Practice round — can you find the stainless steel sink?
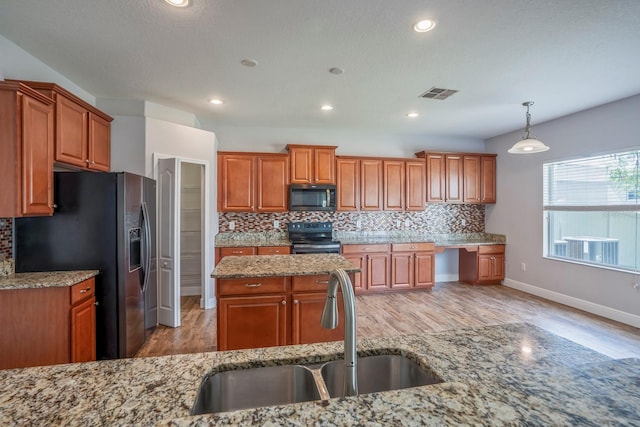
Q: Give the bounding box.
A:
[321,354,443,397]
[191,364,321,415]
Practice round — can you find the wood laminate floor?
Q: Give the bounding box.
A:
[136,282,640,359]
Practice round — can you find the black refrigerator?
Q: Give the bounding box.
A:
[15,171,157,360]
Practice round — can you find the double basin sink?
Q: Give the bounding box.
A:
[192,353,443,415]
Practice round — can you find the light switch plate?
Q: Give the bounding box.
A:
[274,220,280,228]
[229,221,235,230]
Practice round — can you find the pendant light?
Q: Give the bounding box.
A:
[508,101,549,154]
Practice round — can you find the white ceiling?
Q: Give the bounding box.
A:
[0,0,639,140]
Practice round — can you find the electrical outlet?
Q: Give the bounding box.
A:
[273,220,280,228]
[521,262,526,271]
[404,219,410,227]
[461,219,466,227]
[356,220,362,228]
[396,219,401,228]
[634,283,640,291]
[228,221,235,230]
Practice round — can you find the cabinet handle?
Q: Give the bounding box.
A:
[293,299,299,304]
[315,280,329,284]
[79,287,92,293]
[363,248,369,251]
[410,246,416,249]
[244,283,262,288]
[282,300,287,305]
[94,301,99,306]
[232,250,244,254]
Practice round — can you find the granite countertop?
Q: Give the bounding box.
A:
[0,270,99,290]
[1,323,638,426]
[211,254,360,278]
[215,231,506,248]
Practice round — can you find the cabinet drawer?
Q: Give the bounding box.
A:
[391,242,435,252]
[218,276,287,296]
[292,274,331,292]
[70,278,95,305]
[478,245,505,255]
[257,246,291,255]
[219,247,257,257]
[342,244,389,254]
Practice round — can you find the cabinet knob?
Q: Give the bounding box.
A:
[91,161,96,164]
[293,299,299,304]
[281,300,287,305]
[163,262,168,267]
[85,159,90,164]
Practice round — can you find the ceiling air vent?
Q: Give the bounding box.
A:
[420,87,458,100]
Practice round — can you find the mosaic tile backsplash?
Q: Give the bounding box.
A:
[0,218,12,261]
[219,204,484,234]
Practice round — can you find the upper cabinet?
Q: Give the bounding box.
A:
[0,82,54,217]
[218,152,289,212]
[286,144,337,184]
[416,151,497,204]
[8,80,113,172]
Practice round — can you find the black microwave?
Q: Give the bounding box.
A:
[289,184,336,211]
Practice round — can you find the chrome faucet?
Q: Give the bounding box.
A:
[321,268,358,396]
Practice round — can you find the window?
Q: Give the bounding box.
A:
[543,150,640,272]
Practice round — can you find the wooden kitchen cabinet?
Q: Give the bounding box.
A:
[215,246,290,264]
[336,157,360,210]
[10,80,113,172]
[405,160,426,210]
[0,81,54,218]
[390,243,435,289]
[342,244,390,292]
[459,245,505,285]
[291,274,344,345]
[416,151,497,204]
[336,156,384,211]
[286,144,337,184]
[360,159,384,211]
[0,277,96,369]
[383,160,405,211]
[217,152,289,212]
[257,246,291,255]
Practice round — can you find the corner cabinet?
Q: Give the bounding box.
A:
[0,277,96,370]
[217,152,289,212]
[8,80,113,172]
[286,144,337,184]
[0,81,54,217]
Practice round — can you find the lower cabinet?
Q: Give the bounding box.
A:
[342,244,390,293]
[459,245,505,285]
[215,245,291,264]
[0,277,96,370]
[216,274,344,351]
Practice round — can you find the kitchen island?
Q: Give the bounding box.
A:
[0,322,638,425]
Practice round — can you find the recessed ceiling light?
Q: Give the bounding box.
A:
[241,59,258,67]
[209,98,224,105]
[320,105,333,111]
[329,67,344,75]
[165,0,189,7]
[407,112,419,118]
[413,19,437,32]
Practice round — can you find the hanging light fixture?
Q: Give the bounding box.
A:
[508,101,550,154]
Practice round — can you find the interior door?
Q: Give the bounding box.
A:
[157,157,180,327]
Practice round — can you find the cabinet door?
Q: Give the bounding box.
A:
[405,160,426,211]
[289,146,313,183]
[291,293,344,345]
[390,253,412,289]
[217,295,287,351]
[360,159,383,211]
[336,158,359,211]
[71,296,96,362]
[481,155,497,203]
[256,246,291,255]
[314,147,335,184]
[88,112,110,172]
[256,155,288,212]
[478,255,492,281]
[491,254,505,281]
[463,155,481,203]
[343,253,366,293]
[55,94,88,168]
[426,154,445,203]
[383,160,405,211]
[367,253,390,290]
[414,252,434,288]
[218,154,254,212]
[21,94,54,216]
[445,155,463,203]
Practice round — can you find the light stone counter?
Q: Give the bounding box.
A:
[211,254,360,279]
[215,232,291,248]
[1,323,638,426]
[0,270,99,290]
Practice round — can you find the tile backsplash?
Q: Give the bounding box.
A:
[0,218,12,260]
[219,204,484,234]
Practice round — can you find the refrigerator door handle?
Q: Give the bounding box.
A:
[141,201,152,293]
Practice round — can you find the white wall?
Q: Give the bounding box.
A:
[0,34,94,104]
[203,123,485,158]
[485,94,640,327]
[109,115,146,176]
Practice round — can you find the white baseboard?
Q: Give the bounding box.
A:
[202,296,216,309]
[436,273,459,283]
[503,278,640,328]
[180,286,201,297]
